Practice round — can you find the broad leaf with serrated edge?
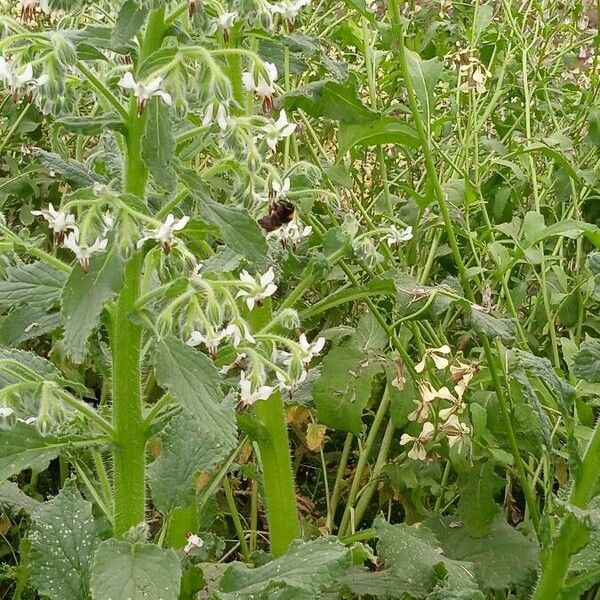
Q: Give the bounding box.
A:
[90,539,181,600]
[149,409,236,514]
[34,150,108,188]
[0,261,67,308]
[573,338,600,383]
[216,537,351,599]
[30,480,98,600]
[142,100,175,191]
[154,336,236,445]
[0,304,62,346]
[61,249,124,364]
[0,348,60,388]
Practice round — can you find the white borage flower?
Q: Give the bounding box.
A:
[186,328,225,357]
[101,212,115,236]
[137,214,190,255]
[118,72,172,114]
[239,370,275,407]
[63,231,108,272]
[414,344,451,373]
[298,333,325,365]
[386,224,413,246]
[31,202,77,243]
[184,533,204,554]
[202,102,230,131]
[0,406,14,419]
[236,267,278,311]
[270,0,311,25]
[259,110,297,151]
[271,177,290,200]
[242,62,278,111]
[269,221,312,246]
[0,58,48,100]
[400,421,435,461]
[18,0,50,22]
[440,414,470,449]
[208,10,238,39]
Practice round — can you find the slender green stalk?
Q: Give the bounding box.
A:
[223,476,250,559]
[328,433,353,532]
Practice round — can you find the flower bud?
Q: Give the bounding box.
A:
[279,308,300,330]
[52,33,77,69]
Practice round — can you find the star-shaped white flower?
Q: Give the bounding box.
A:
[242,62,278,111]
[208,10,238,36]
[269,221,312,246]
[0,58,48,99]
[386,225,413,246]
[239,371,275,406]
[137,214,190,255]
[186,328,225,357]
[259,110,297,151]
[271,177,290,200]
[31,203,77,243]
[270,0,311,24]
[118,72,172,114]
[184,533,204,554]
[400,421,435,461]
[236,267,278,311]
[202,102,229,131]
[63,231,108,272]
[298,333,325,365]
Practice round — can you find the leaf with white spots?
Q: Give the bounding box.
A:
[90,538,181,600]
[29,479,98,600]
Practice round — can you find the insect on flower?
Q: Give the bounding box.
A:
[258,200,295,232]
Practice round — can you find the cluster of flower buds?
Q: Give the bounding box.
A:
[400,345,478,460]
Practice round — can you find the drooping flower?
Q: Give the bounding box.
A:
[202,102,229,131]
[438,394,465,421]
[440,414,470,449]
[414,345,451,373]
[18,0,49,22]
[63,231,108,272]
[31,203,77,244]
[186,328,226,357]
[0,406,14,419]
[236,267,278,310]
[0,58,48,100]
[137,214,190,255]
[400,421,435,461]
[242,62,278,111]
[271,177,290,200]
[408,381,456,422]
[184,533,204,554]
[239,371,275,406]
[450,360,478,399]
[268,221,312,246]
[259,110,297,151]
[118,72,172,114]
[208,11,238,40]
[297,333,325,365]
[270,0,311,26]
[386,225,413,246]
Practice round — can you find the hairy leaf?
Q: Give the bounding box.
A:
[30,480,98,600]
[0,304,62,346]
[34,150,108,188]
[470,308,516,343]
[573,338,600,383]
[0,261,67,308]
[55,114,125,135]
[142,100,175,191]
[111,0,148,46]
[0,480,40,513]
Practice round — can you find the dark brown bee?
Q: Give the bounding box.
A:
[258,200,295,232]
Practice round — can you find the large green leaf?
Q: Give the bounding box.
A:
[405,49,444,124]
[215,537,351,599]
[90,539,181,600]
[0,348,60,388]
[572,338,600,383]
[0,480,40,513]
[30,480,98,600]
[148,409,236,514]
[457,462,505,537]
[61,249,124,364]
[200,200,267,264]
[280,79,377,123]
[426,516,539,591]
[34,150,108,188]
[55,114,125,136]
[142,99,175,191]
[0,304,62,346]
[111,0,148,47]
[0,261,67,308]
[154,336,236,446]
[313,340,383,434]
[337,117,420,157]
[470,308,516,343]
[0,422,73,480]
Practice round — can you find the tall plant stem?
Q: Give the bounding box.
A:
[110,6,166,537]
[387,1,539,529]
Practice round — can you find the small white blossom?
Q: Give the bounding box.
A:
[298,333,325,364]
[259,110,296,151]
[270,0,311,24]
[208,11,238,37]
[242,62,278,111]
[186,328,225,356]
[272,177,290,200]
[118,72,172,114]
[269,221,312,246]
[31,203,77,243]
[137,214,190,255]
[440,414,470,449]
[414,345,451,373]
[184,533,204,554]
[202,102,229,131]
[236,267,278,310]
[0,58,48,99]
[239,371,275,406]
[0,406,14,419]
[400,421,435,461]
[101,212,115,236]
[386,225,413,246]
[63,231,108,272]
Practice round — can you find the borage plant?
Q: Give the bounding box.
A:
[1,0,600,599]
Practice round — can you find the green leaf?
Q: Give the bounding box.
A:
[573,338,600,383]
[149,409,236,514]
[0,423,72,480]
[425,515,539,591]
[470,308,516,343]
[313,340,383,434]
[471,3,494,40]
[375,518,478,594]
[405,49,444,123]
[34,150,108,188]
[216,537,351,599]
[0,261,67,308]
[0,305,62,346]
[0,348,61,388]
[154,336,236,447]
[61,249,124,364]
[142,100,175,191]
[457,462,505,537]
[30,479,98,600]
[337,117,419,157]
[55,114,125,135]
[354,312,388,351]
[0,480,40,513]
[90,538,181,600]
[280,79,377,123]
[200,200,267,264]
[111,0,148,47]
